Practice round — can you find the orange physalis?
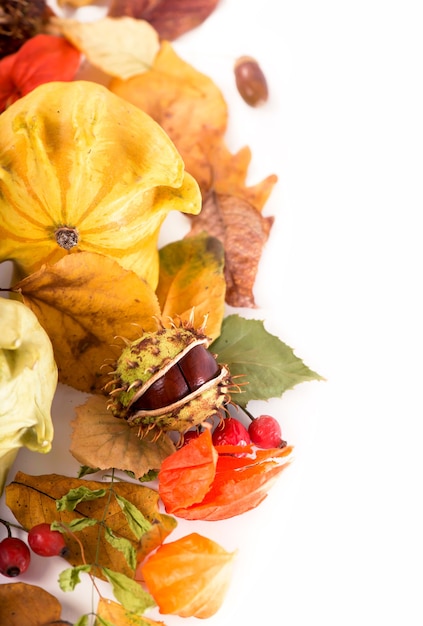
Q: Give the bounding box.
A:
[0,34,81,113]
[158,429,293,520]
[140,532,236,618]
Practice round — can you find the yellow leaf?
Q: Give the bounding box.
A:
[96,597,166,626]
[53,16,160,80]
[157,234,226,341]
[141,533,236,618]
[71,395,176,477]
[0,582,62,626]
[15,252,161,393]
[5,472,176,580]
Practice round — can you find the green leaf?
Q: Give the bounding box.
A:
[74,616,90,626]
[211,314,324,406]
[102,567,156,615]
[56,485,107,511]
[52,517,99,533]
[58,564,92,591]
[104,526,137,570]
[114,494,152,540]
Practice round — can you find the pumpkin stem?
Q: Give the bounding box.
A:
[55,226,79,250]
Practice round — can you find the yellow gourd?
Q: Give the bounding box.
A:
[0,81,201,288]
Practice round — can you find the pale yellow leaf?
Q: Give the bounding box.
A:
[53,16,160,79]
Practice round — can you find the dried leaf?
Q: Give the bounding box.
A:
[108,0,220,41]
[58,0,95,6]
[53,16,160,79]
[5,472,175,580]
[141,532,236,618]
[158,430,293,520]
[109,41,277,209]
[157,234,226,340]
[186,193,273,307]
[0,582,62,626]
[15,252,161,393]
[96,597,166,625]
[71,395,176,478]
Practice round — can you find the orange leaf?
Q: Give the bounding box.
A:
[158,429,217,513]
[15,252,161,393]
[0,582,62,626]
[141,533,236,618]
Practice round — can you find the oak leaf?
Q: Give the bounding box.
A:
[108,0,220,41]
[71,395,176,478]
[186,193,273,307]
[0,583,62,626]
[157,233,226,340]
[141,532,236,618]
[14,252,161,393]
[53,16,160,79]
[5,471,176,580]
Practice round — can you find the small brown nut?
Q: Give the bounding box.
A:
[234,55,269,107]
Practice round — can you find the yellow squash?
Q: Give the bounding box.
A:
[0,81,201,288]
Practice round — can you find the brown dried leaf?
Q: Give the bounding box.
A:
[96,597,166,625]
[0,583,62,626]
[71,395,176,477]
[15,252,161,394]
[108,0,220,41]
[53,16,160,79]
[5,472,175,580]
[157,234,226,341]
[187,193,274,308]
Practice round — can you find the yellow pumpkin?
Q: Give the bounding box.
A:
[0,81,201,288]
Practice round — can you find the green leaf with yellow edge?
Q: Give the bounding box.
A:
[103,568,156,614]
[157,233,226,341]
[58,565,92,591]
[71,395,175,479]
[211,315,325,406]
[14,252,162,394]
[5,471,177,581]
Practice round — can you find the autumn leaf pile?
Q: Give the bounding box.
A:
[0,2,324,625]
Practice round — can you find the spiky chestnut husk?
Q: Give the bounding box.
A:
[0,0,48,59]
[106,323,233,435]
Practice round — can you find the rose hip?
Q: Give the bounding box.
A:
[248,415,286,449]
[212,417,251,447]
[0,537,31,577]
[27,523,69,558]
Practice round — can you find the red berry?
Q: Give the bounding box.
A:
[248,415,286,449]
[181,430,201,446]
[212,417,251,447]
[28,523,69,558]
[0,537,31,577]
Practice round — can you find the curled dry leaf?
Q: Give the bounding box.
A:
[53,16,160,80]
[157,233,226,340]
[5,472,176,580]
[108,0,220,41]
[71,394,176,478]
[0,582,62,626]
[186,193,274,307]
[141,532,236,618]
[97,597,166,626]
[15,252,161,394]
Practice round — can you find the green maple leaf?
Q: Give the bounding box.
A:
[210,315,324,406]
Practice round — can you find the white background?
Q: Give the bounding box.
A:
[2,1,423,624]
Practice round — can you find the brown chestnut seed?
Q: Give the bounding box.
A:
[132,344,221,411]
[234,55,269,107]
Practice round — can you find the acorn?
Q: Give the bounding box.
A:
[106,321,234,436]
[0,0,49,59]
